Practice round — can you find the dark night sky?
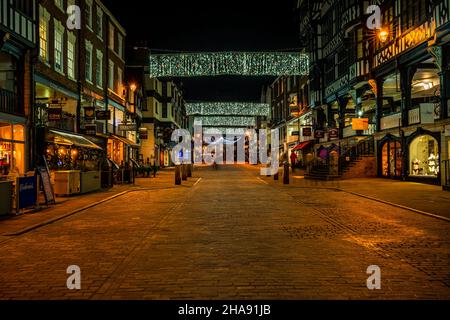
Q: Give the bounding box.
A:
[104,0,300,101]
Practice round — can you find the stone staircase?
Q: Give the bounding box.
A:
[305,137,375,181]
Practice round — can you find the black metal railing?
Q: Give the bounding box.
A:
[338,137,375,174]
[443,160,450,190]
[0,88,18,114]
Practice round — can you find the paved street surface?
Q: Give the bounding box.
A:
[0,165,449,299]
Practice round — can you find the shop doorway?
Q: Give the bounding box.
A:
[381,139,402,178]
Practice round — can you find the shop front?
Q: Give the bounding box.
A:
[0,117,27,215]
[378,134,403,179]
[46,130,104,195]
[406,130,441,184]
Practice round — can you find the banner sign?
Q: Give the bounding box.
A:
[420,103,435,124]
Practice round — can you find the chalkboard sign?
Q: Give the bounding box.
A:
[36,157,56,205]
[17,176,38,210]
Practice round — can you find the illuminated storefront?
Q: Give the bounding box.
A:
[408,134,440,178]
[0,121,26,177]
[379,135,403,178]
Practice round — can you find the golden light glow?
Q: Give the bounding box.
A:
[130,83,137,91]
[378,29,389,42]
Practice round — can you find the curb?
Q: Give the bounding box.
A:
[4,191,131,236]
[341,190,450,223]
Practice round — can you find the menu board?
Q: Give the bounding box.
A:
[36,157,56,205]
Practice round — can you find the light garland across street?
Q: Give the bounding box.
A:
[186,102,270,116]
[149,52,309,77]
[194,116,256,127]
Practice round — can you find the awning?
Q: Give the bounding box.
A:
[110,135,139,148]
[48,130,103,150]
[292,140,313,151]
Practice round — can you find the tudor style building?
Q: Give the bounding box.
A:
[0,0,36,177]
[126,45,188,167]
[295,0,450,187]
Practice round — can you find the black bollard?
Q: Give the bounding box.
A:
[187,163,192,177]
[283,161,290,184]
[274,169,279,180]
[175,165,182,185]
[182,164,187,181]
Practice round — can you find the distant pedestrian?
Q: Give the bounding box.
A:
[152,159,157,177]
[145,157,151,177]
[290,151,298,172]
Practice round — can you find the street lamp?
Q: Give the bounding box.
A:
[130,83,137,91]
[378,28,389,43]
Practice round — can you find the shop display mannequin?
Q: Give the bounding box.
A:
[412,158,420,175]
[428,153,439,175]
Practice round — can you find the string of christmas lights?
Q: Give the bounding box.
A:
[149,52,309,77]
[186,102,270,116]
[202,127,247,135]
[194,116,256,127]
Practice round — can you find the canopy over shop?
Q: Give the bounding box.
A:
[45,130,104,195]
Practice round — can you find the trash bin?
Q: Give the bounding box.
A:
[0,180,13,216]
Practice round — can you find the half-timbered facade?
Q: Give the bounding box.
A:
[0,0,36,176]
[295,0,450,187]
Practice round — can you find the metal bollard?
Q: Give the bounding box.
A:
[175,165,182,185]
[182,164,187,181]
[187,163,192,177]
[283,161,290,184]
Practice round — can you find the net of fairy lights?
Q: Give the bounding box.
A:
[194,116,256,127]
[186,102,270,116]
[149,52,309,77]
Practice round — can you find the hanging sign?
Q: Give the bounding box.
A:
[352,118,369,130]
[118,123,137,132]
[47,107,62,121]
[328,128,339,139]
[84,107,95,120]
[96,110,111,120]
[314,130,325,138]
[302,127,312,136]
[84,124,97,135]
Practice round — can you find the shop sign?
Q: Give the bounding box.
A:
[84,107,95,120]
[118,123,137,132]
[47,107,62,121]
[445,125,450,137]
[291,131,300,136]
[96,110,111,120]
[420,103,435,124]
[84,124,97,135]
[302,127,312,136]
[352,118,369,130]
[328,128,339,139]
[16,176,37,210]
[314,130,325,139]
[140,132,148,140]
[37,157,55,205]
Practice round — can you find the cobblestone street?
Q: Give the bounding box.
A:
[0,166,449,299]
